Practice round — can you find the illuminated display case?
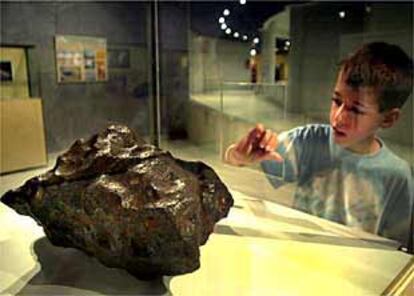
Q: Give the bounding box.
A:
[1,1,413,295]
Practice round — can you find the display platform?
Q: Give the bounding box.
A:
[0,189,412,295]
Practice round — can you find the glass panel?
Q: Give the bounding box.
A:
[1,1,414,254]
[184,1,413,250]
[159,5,224,163]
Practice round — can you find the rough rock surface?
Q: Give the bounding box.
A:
[1,125,233,280]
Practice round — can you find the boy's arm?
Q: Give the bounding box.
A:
[380,173,414,250]
[224,123,283,166]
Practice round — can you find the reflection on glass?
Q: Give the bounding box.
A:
[186,2,413,250]
[226,42,413,248]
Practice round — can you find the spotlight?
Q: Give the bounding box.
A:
[219,17,225,24]
[221,23,227,30]
[240,0,246,5]
[285,40,290,46]
[339,11,345,18]
[250,49,257,56]
[242,35,248,41]
[225,28,232,34]
[253,37,259,44]
[223,9,230,16]
[233,32,239,38]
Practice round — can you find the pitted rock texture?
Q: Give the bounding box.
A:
[1,125,233,279]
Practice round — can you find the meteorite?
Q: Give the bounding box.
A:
[1,125,233,280]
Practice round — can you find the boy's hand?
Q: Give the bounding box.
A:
[224,123,283,166]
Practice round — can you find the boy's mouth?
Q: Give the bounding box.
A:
[333,126,347,138]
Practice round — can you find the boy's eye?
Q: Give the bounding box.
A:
[350,107,365,115]
[332,97,365,115]
[331,98,342,106]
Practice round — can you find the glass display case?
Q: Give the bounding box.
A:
[1,1,413,295]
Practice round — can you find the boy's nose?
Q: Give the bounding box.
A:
[333,105,350,127]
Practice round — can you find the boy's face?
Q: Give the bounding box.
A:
[330,70,391,154]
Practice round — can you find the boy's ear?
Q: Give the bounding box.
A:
[380,108,401,129]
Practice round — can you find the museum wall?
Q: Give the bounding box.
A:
[217,38,251,84]
[288,2,413,149]
[260,10,290,85]
[1,2,190,152]
[158,2,190,140]
[287,3,364,116]
[189,33,251,94]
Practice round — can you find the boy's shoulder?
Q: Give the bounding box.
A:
[284,123,331,140]
[377,143,412,176]
[281,124,332,151]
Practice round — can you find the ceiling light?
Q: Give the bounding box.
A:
[242,35,248,41]
[253,37,260,44]
[250,49,257,56]
[339,11,345,18]
[233,32,240,38]
[221,23,227,30]
[219,17,225,24]
[285,40,290,46]
[223,9,230,16]
[225,28,231,34]
[240,0,247,5]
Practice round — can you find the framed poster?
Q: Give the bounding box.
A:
[0,61,13,81]
[55,35,107,83]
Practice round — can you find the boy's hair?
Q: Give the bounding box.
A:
[340,42,413,112]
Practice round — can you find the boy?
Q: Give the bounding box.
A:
[225,42,413,249]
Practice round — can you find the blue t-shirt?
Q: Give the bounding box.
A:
[261,124,414,247]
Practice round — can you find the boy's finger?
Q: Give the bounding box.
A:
[269,151,284,162]
[255,123,265,133]
[250,125,265,141]
[265,133,278,152]
[246,125,265,151]
[259,129,273,149]
[238,129,260,154]
[246,131,258,151]
[235,123,267,157]
[257,151,284,163]
[236,136,250,154]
